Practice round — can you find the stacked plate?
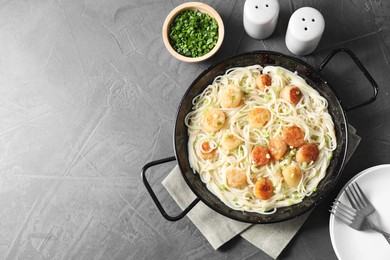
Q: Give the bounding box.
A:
[329,165,390,260]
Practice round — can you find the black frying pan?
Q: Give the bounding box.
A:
[142,48,378,224]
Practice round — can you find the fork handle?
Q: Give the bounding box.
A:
[368,222,390,244]
[384,235,390,244]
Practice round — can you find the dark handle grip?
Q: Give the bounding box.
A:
[141,156,200,221]
[319,48,378,111]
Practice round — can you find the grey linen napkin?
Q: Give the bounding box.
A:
[162,125,360,259]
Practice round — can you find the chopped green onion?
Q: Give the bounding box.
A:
[169,10,219,58]
[218,184,227,191]
[324,137,329,146]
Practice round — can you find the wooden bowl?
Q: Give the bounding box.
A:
[162,2,224,63]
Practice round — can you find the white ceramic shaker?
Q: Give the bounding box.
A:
[285,7,325,56]
[243,0,280,40]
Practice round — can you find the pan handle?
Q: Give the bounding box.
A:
[141,156,200,221]
[318,48,378,111]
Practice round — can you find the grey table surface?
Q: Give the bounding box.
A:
[1,0,390,259]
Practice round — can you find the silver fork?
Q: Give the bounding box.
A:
[330,200,390,244]
[346,182,375,217]
[345,181,390,243]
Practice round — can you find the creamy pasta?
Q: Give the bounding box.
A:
[185,65,336,214]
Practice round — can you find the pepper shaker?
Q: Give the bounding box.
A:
[285,7,325,56]
[243,0,280,40]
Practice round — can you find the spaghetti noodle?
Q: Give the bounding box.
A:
[185,65,336,214]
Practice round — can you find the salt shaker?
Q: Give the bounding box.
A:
[243,0,280,40]
[285,7,325,56]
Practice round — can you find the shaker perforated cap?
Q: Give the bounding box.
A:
[285,7,325,55]
[243,0,280,40]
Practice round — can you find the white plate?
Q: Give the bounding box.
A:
[329,165,390,260]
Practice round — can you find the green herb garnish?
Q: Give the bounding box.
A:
[218,184,227,191]
[169,10,218,58]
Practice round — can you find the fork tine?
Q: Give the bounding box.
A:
[350,182,366,209]
[330,209,352,226]
[334,200,356,220]
[331,201,355,224]
[345,186,359,209]
[354,182,370,207]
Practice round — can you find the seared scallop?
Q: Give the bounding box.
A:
[200,141,216,159]
[221,133,242,151]
[221,84,242,108]
[202,108,226,132]
[296,143,319,164]
[226,167,248,189]
[248,108,271,129]
[282,164,302,187]
[280,85,303,105]
[283,125,305,147]
[254,178,274,200]
[255,74,272,90]
[251,146,271,166]
[269,135,288,160]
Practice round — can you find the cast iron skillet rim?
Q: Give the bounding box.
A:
[174,50,349,224]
